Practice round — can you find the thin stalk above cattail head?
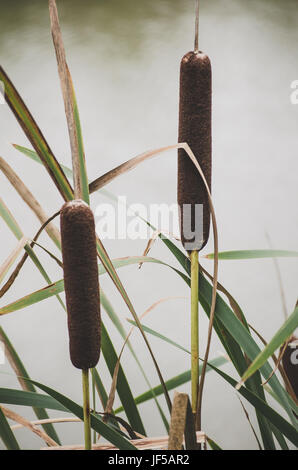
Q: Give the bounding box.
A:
[60,199,101,370]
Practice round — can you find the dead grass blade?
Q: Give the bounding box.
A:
[30,241,63,268]
[0,405,58,447]
[12,417,80,429]
[0,211,61,298]
[49,0,88,201]
[168,392,188,450]
[40,431,206,450]
[0,156,61,248]
[0,236,28,284]
[89,144,179,193]
[139,229,180,269]
[237,397,262,450]
[261,338,290,387]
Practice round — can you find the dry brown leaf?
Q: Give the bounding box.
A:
[89,144,179,194]
[0,236,28,284]
[11,417,80,430]
[40,431,206,450]
[237,397,262,450]
[0,156,61,247]
[0,211,61,298]
[139,229,180,269]
[1,405,58,447]
[49,0,85,200]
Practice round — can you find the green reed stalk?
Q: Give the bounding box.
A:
[190,250,199,415]
[82,369,91,450]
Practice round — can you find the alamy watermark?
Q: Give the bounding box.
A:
[94,196,204,251]
[290,80,298,104]
[288,339,298,366]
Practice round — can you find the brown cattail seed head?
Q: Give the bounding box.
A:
[178,51,212,252]
[60,200,101,369]
[281,335,298,400]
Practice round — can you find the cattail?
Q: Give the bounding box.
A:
[178,51,212,251]
[282,336,298,400]
[60,200,101,370]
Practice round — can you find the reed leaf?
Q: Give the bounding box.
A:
[0,328,61,444]
[208,363,298,447]
[0,407,20,450]
[0,406,58,447]
[0,237,28,284]
[127,320,189,354]
[0,388,67,412]
[49,0,89,203]
[0,384,136,450]
[0,198,65,310]
[206,249,298,260]
[156,234,297,427]
[115,356,227,411]
[0,67,73,201]
[26,379,137,450]
[13,144,73,180]
[237,305,298,388]
[0,257,186,316]
[0,157,61,248]
[101,322,146,435]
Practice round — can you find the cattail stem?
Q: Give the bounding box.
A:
[92,374,96,444]
[82,369,91,450]
[190,250,199,415]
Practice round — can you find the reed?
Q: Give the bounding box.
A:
[0,0,297,452]
[178,1,212,424]
[60,199,101,449]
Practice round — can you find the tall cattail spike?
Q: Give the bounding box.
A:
[60,200,101,370]
[178,50,212,252]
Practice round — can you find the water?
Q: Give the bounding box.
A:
[0,0,297,450]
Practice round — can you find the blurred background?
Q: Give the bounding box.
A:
[0,0,297,449]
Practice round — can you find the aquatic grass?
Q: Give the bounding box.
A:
[0,0,297,451]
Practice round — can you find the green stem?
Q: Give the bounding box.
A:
[190,250,199,415]
[92,370,96,444]
[82,369,91,450]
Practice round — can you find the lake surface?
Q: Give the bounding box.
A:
[0,0,297,449]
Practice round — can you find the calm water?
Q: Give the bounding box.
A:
[0,0,297,449]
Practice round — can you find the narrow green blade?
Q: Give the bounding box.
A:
[0,67,73,201]
[206,249,298,260]
[0,407,20,450]
[238,306,298,387]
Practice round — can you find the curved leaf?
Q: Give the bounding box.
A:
[206,250,298,260]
